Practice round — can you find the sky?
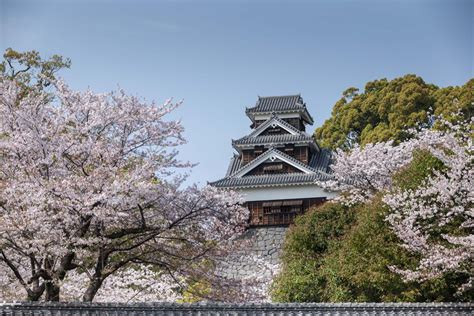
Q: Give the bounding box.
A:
[1,0,472,186]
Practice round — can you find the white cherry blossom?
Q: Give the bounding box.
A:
[0,77,252,302]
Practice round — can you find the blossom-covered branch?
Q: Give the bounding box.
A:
[0,77,252,301]
[318,114,473,291]
[384,122,473,291]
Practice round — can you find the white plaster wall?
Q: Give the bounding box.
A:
[238,184,338,202]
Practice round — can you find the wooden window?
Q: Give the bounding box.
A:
[266,127,281,134]
[254,146,264,154]
[248,199,327,226]
[263,163,283,172]
[282,200,303,206]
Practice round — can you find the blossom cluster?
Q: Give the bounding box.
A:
[319,116,473,291]
[384,124,473,290]
[0,77,253,302]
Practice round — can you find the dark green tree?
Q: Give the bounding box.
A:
[271,202,356,302]
[315,75,473,149]
[432,79,474,124]
[0,48,71,95]
[272,151,473,302]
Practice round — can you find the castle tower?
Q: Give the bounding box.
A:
[211,94,336,226]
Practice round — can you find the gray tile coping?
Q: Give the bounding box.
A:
[0,302,472,316]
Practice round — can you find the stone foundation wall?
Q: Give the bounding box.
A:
[218,226,287,280]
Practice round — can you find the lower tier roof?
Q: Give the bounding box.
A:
[209,172,331,189]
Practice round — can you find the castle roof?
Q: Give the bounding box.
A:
[245,94,314,124]
[231,147,320,177]
[210,94,332,191]
[232,115,320,151]
[248,114,303,136]
[212,148,332,189]
[210,172,331,189]
[233,133,315,147]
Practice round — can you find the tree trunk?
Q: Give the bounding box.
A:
[27,287,44,301]
[82,278,103,302]
[45,282,60,301]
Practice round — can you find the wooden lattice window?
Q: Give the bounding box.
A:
[254,145,264,155]
[262,163,284,174]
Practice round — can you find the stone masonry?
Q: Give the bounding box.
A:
[218,226,287,280]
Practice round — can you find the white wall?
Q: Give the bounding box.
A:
[238,184,338,202]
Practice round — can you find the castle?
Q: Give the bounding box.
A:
[211,94,336,226]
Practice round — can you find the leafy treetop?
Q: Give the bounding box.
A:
[315,74,473,149]
[0,48,71,92]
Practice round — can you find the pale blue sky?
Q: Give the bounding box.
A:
[1,0,472,185]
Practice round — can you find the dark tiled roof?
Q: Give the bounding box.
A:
[233,134,315,146]
[247,95,304,113]
[210,172,330,188]
[2,302,472,316]
[248,115,303,137]
[309,148,332,172]
[218,148,332,188]
[231,148,319,177]
[245,95,314,124]
[225,154,243,177]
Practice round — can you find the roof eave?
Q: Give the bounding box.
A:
[301,109,314,125]
[246,108,314,125]
[231,141,243,154]
[233,139,315,147]
[211,181,319,189]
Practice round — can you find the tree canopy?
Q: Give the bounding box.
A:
[0,71,255,302]
[0,48,71,93]
[315,74,473,149]
[272,147,473,302]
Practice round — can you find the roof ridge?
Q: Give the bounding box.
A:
[227,147,277,177]
[272,148,319,173]
[233,134,314,143]
[258,94,301,99]
[272,115,304,134]
[228,147,318,178]
[224,172,317,180]
[247,115,303,138]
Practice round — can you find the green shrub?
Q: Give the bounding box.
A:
[271,151,472,302]
[392,149,444,190]
[271,202,356,302]
[316,196,420,302]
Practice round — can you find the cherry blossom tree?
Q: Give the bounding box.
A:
[317,117,470,204]
[317,140,416,205]
[318,116,473,292]
[384,122,473,292]
[0,77,251,302]
[60,265,183,302]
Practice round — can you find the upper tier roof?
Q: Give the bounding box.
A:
[232,115,320,151]
[233,133,315,147]
[245,94,314,124]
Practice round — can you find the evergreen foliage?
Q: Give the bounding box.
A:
[315,75,473,149]
[271,202,356,302]
[0,48,71,93]
[272,152,473,302]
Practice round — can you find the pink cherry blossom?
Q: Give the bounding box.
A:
[0,77,255,302]
[319,113,473,292]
